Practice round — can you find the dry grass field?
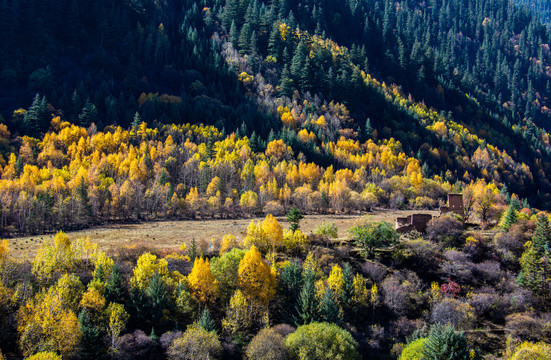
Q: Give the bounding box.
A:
[7,209,438,259]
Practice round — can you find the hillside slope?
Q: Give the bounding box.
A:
[0,0,551,206]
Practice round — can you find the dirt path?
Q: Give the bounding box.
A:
[7,209,438,259]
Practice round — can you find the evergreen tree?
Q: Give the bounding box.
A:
[290,41,307,79]
[146,272,169,328]
[24,94,50,135]
[420,324,473,360]
[533,214,551,254]
[188,238,199,261]
[318,288,342,325]
[78,99,98,127]
[131,111,142,129]
[106,264,127,304]
[238,22,252,53]
[297,269,317,325]
[279,260,303,321]
[279,64,294,97]
[501,204,518,232]
[517,243,544,293]
[76,177,92,221]
[229,20,239,48]
[78,309,103,359]
[205,130,215,160]
[341,263,354,304]
[286,206,304,231]
[197,308,217,333]
[268,22,281,58]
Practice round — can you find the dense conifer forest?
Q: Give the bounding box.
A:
[2,0,551,359]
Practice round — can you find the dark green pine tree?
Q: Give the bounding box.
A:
[279,65,294,97]
[131,111,142,129]
[517,243,543,293]
[282,46,291,65]
[533,214,551,254]
[222,0,242,29]
[341,263,354,305]
[279,260,303,321]
[249,131,261,152]
[205,130,215,160]
[188,238,199,261]
[23,94,50,135]
[76,177,92,221]
[197,308,217,333]
[286,206,304,232]
[318,288,342,325]
[238,22,252,53]
[249,30,258,55]
[420,324,473,360]
[268,129,277,143]
[229,20,239,48]
[146,272,169,328]
[299,56,312,91]
[78,99,98,127]
[268,22,281,58]
[364,118,373,139]
[500,204,518,232]
[15,155,23,176]
[290,41,308,79]
[297,269,317,325]
[78,309,104,359]
[106,264,127,304]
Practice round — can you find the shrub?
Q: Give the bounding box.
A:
[348,221,399,258]
[26,353,62,360]
[398,338,428,360]
[430,298,475,330]
[439,250,475,285]
[505,313,547,345]
[496,224,529,256]
[272,323,296,337]
[246,328,289,360]
[160,331,182,351]
[167,325,222,360]
[285,322,359,360]
[314,222,338,239]
[426,215,464,247]
[402,239,442,275]
[382,271,425,317]
[282,229,309,254]
[263,201,285,216]
[509,341,551,360]
[116,330,159,360]
[361,261,388,283]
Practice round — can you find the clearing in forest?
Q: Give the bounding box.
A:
[7,209,438,258]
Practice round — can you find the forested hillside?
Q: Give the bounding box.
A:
[517,0,551,24]
[1,0,551,209]
[3,0,551,359]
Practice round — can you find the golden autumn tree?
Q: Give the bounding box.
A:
[54,274,84,313]
[18,288,81,357]
[187,257,219,307]
[130,252,170,290]
[327,264,344,299]
[107,302,129,358]
[219,234,237,256]
[243,214,283,254]
[221,289,252,335]
[237,245,277,307]
[79,287,106,321]
[32,231,76,282]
